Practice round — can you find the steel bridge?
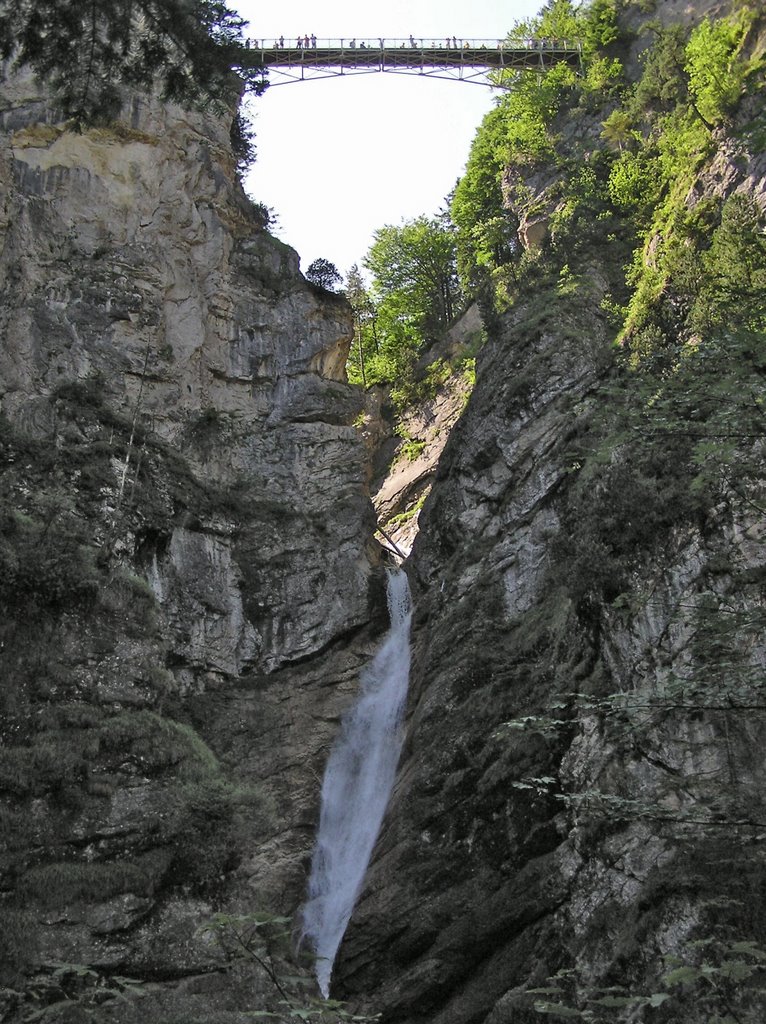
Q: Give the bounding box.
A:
[239,37,583,88]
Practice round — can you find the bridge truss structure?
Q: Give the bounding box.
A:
[239,37,583,88]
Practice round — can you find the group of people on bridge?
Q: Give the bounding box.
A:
[274,34,318,48]
[251,35,576,52]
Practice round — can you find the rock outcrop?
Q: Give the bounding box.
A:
[2,3,766,1022]
[334,7,766,1024]
[364,306,482,557]
[0,70,383,1021]
[339,264,766,1022]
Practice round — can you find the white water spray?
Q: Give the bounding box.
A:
[301,568,413,997]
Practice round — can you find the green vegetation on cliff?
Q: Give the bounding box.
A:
[0,0,265,123]
[384,3,766,1018]
[344,215,464,408]
[451,0,764,339]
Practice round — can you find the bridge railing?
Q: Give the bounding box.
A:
[247,37,582,53]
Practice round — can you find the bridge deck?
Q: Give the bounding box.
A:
[240,41,582,75]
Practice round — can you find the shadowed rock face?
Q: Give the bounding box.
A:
[0,69,375,676]
[335,268,766,1024]
[332,9,766,1014]
[3,4,766,1020]
[0,70,384,1017]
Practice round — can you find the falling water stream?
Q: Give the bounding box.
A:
[301,568,413,997]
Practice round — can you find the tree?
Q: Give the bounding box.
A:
[364,216,460,338]
[344,265,378,388]
[629,24,691,119]
[0,0,266,123]
[451,103,515,290]
[305,258,342,292]
[685,12,752,125]
[600,108,634,152]
[691,194,766,334]
[536,0,581,42]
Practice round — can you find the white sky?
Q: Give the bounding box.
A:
[234,1,544,278]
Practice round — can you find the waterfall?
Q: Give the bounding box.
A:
[301,568,413,998]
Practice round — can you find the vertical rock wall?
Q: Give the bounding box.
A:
[0,70,384,1020]
[335,8,766,1021]
[338,262,766,1024]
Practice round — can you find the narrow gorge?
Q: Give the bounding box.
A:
[1,1,766,1023]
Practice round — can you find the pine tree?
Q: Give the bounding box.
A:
[0,0,265,124]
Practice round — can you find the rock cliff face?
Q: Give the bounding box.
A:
[335,8,766,1024]
[339,270,766,1022]
[0,70,384,1021]
[2,4,766,1022]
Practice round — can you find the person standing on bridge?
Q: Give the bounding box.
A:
[409,34,416,47]
[311,34,317,47]
[279,34,284,47]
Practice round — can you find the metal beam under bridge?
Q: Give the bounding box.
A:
[238,37,583,87]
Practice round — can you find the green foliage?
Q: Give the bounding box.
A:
[690,194,766,333]
[624,189,766,347]
[581,0,619,53]
[581,55,623,98]
[450,0,762,334]
[606,149,661,215]
[535,0,581,44]
[685,12,754,125]
[528,938,766,1021]
[0,0,267,124]
[557,321,766,612]
[616,11,760,344]
[364,215,460,337]
[503,62,579,160]
[451,101,519,292]
[633,23,689,111]
[452,0,630,302]
[230,109,257,174]
[306,258,342,292]
[345,216,462,408]
[599,107,634,150]
[394,427,427,464]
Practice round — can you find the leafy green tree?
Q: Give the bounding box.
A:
[629,23,691,119]
[535,0,581,43]
[607,149,661,216]
[581,0,619,52]
[0,0,265,123]
[685,12,753,125]
[342,218,462,405]
[691,194,766,334]
[451,103,516,291]
[364,216,460,338]
[345,264,382,388]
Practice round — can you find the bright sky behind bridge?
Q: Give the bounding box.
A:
[235,0,543,278]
